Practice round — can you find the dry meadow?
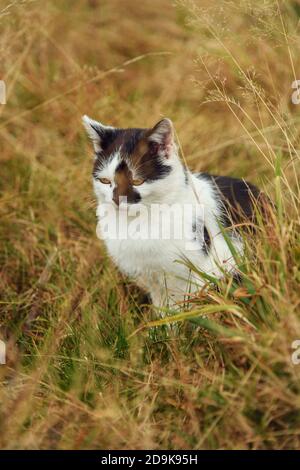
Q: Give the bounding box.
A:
[0,0,300,449]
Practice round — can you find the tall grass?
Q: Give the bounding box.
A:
[0,0,299,449]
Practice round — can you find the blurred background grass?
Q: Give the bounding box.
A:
[0,0,300,449]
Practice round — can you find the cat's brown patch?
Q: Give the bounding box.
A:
[113,160,141,205]
[93,127,172,188]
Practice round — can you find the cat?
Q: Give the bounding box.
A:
[83,116,263,310]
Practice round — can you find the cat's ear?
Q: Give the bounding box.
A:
[147,118,174,158]
[82,115,114,152]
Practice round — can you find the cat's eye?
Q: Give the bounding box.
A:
[132,178,145,186]
[99,177,111,185]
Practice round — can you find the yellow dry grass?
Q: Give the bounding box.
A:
[0,0,299,449]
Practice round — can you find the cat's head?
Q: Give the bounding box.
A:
[82,116,185,207]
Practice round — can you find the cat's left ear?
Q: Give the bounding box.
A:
[147,118,174,158]
[82,115,114,152]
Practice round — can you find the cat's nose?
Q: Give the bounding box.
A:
[112,194,120,206]
[112,188,120,206]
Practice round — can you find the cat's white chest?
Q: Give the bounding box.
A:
[97,205,193,278]
[95,175,242,307]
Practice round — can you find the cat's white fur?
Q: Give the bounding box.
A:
[83,116,242,309]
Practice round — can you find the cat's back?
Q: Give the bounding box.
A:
[195,172,266,227]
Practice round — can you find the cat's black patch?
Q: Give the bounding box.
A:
[93,128,144,173]
[139,153,172,182]
[203,225,211,253]
[92,125,120,152]
[183,166,189,185]
[198,173,262,228]
[93,128,124,174]
[192,220,211,254]
[123,129,145,155]
[93,127,172,183]
[115,159,128,173]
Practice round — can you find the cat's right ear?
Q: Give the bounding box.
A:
[82,115,113,153]
[147,118,174,159]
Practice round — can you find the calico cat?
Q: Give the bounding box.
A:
[83,116,263,309]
